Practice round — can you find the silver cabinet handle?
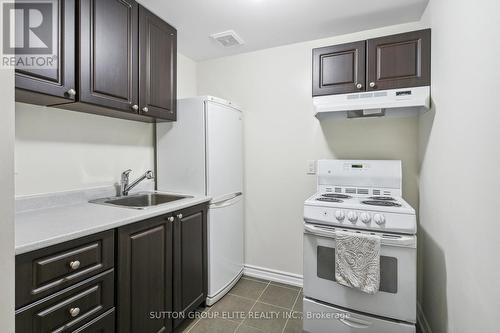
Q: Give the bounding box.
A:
[356,83,363,89]
[177,214,183,219]
[131,104,138,111]
[142,107,149,113]
[67,88,76,97]
[69,307,80,317]
[168,216,175,222]
[69,260,80,270]
[369,82,376,88]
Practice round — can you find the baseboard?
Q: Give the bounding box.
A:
[417,302,432,333]
[243,264,303,287]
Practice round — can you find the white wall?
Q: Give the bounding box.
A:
[417,1,500,332]
[0,68,15,330]
[197,22,424,276]
[177,53,198,99]
[15,53,197,196]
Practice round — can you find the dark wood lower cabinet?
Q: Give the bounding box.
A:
[117,215,174,333]
[173,205,208,328]
[72,308,115,333]
[15,230,114,309]
[117,203,208,333]
[15,269,114,333]
[15,203,208,333]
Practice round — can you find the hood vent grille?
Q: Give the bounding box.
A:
[313,86,430,118]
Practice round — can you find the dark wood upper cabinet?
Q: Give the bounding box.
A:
[117,215,174,333]
[78,0,139,113]
[312,29,431,96]
[312,41,366,96]
[366,29,431,91]
[139,6,177,121]
[15,0,76,105]
[173,205,208,329]
[14,0,178,123]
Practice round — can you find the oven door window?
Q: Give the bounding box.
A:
[317,246,398,294]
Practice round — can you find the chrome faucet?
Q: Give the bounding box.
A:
[120,169,154,196]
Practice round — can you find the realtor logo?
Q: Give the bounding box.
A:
[1,1,57,69]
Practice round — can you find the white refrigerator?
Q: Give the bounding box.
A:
[156,96,244,306]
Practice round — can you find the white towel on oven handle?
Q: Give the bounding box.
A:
[335,230,381,294]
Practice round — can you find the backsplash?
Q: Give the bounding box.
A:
[15,102,155,196]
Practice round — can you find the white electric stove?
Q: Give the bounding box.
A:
[303,160,417,333]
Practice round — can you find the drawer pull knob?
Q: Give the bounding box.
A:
[168,216,174,222]
[177,213,183,219]
[69,307,80,317]
[67,88,76,97]
[69,260,81,270]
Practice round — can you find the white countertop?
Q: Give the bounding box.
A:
[15,193,211,255]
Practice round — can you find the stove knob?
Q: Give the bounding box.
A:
[347,211,358,223]
[360,212,371,223]
[335,210,345,221]
[374,214,386,225]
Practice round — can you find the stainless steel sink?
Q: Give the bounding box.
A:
[90,192,192,209]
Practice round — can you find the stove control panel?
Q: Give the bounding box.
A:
[374,214,386,225]
[347,211,358,223]
[360,212,371,223]
[304,205,416,234]
[335,210,345,221]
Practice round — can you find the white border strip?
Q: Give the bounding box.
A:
[243,264,303,287]
[417,302,432,333]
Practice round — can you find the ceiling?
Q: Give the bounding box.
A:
[140,0,429,61]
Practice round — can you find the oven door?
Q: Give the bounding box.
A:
[303,223,416,323]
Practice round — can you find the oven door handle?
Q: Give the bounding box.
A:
[339,316,371,329]
[303,223,416,248]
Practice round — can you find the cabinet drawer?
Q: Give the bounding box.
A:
[72,308,115,333]
[16,269,114,333]
[16,231,114,308]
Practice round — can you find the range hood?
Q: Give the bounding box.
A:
[313,86,430,118]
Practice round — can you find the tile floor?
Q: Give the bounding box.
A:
[176,276,303,333]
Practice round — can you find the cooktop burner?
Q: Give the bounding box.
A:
[369,196,395,201]
[316,197,344,203]
[362,200,402,207]
[321,193,352,199]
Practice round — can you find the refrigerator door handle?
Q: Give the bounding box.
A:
[210,192,243,208]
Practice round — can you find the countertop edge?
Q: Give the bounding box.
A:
[15,196,212,255]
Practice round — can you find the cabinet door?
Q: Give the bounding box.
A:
[15,0,76,105]
[139,5,177,120]
[117,215,173,333]
[312,41,366,96]
[173,204,208,328]
[367,29,431,91]
[79,0,138,113]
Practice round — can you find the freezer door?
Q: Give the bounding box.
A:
[208,195,244,301]
[156,97,206,195]
[205,101,243,197]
